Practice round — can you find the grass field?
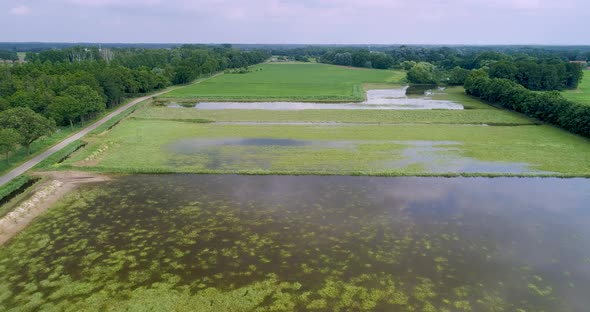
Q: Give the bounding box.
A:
[133,107,534,125]
[61,118,590,176]
[563,70,590,106]
[36,63,590,177]
[162,63,404,102]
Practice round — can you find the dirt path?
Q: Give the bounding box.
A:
[0,73,223,188]
[0,171,109,245]
[0,90,170,187]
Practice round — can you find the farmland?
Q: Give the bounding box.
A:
[2,61,590,311]
[54,63,590,177]
[162,63,405,102]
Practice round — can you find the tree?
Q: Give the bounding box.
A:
[447,67,470,85]
[0,107,55,154]
[406,62,437,84]
[333,53,353,66]
[0,98,8,111]
[369,53,393,69]
[48,95,80,128]
[489,61,517,80]
[62,85,105,122]
[400,61,416,70]
[0,128,21,163]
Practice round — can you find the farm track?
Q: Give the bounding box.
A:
[0,91,168,187]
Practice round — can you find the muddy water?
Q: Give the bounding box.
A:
[170,86,464,110]
[0,175,589,311]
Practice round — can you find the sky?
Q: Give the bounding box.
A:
[1,0,588,44]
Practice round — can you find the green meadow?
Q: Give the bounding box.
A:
[162,63,405,102]
[563,70,590,106]
[46,63,590,177]
[61,118,590,176]
[4,59,590,312]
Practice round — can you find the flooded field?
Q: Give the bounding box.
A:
[168,87,464,110]
[1,175,589,311]
[163,138,547,174]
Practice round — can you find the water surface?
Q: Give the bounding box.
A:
[164,138,547,174]
[1,175,589,311]
[170,86,464,110]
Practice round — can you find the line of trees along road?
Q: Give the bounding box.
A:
[0,45,269,162]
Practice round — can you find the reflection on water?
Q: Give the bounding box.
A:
[405,84,445,96]
[386,140,553,174]
[169,86,464,110]
[164,138,547,174]
[1,175,589,310]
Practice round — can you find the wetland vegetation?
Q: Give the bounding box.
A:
[1,175,590,311]
[2,44,590,312]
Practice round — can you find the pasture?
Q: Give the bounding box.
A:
[162,63,404,102]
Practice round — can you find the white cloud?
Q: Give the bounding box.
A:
[9,5,31,15]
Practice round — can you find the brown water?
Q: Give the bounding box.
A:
[0,175,589,311]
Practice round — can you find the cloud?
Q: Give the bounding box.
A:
[9,5,31,15]
[63,0,161,7]
[1,0,588,43]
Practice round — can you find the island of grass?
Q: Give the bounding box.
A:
[161,63,405,102]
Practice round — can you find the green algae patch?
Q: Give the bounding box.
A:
[1,175,589,311]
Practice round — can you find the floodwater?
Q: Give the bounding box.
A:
[169,86,464,110]
[165,138,546,174]
[386,141,553,174]
[1,175,589,311]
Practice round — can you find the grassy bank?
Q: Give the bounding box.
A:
[0,95,153,177]
[0,128,79,176]
[162,63,404,102]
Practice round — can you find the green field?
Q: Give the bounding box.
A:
[32,63,590,177]
[134,107,534,125]
[563,70,590,106]
[61,118,590,176]
[162,63,404,102]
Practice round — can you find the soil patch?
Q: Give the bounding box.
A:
[0,171,110,245]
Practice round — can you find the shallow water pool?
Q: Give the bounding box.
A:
[1,175,589,310]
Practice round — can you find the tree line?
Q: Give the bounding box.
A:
[0,45,269,162]
[0,50,18,62]
[464,70,590,138]
[280,46,585,92]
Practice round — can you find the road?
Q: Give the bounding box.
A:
[0,89,172,187]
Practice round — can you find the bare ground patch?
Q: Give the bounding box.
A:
[0,171,110,245]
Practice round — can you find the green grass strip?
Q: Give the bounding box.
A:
[0,175,32,216]
[35,140,87,171]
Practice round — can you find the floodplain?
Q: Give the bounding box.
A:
[1,175,590,311]
[2,62,590,312]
